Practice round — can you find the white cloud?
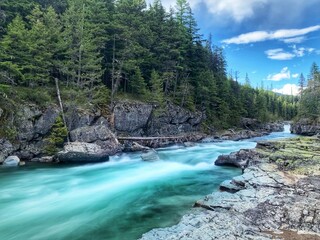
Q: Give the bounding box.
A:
[272,84,299,96]
[292,73,299,78]
[267,67,291,81]
[147,0,267,22]
[222,25,320,44]
[265,49,295,60]
[200,0,267,23]
[265,46,316,61]
[281,36,305,44]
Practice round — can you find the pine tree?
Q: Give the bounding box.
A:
[0,15,30,85]
[130,67,147,97]
[298,73,305,97]
[150,70,164,105]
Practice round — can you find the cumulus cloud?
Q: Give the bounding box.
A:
[222,25,320,44]
[267,67,291,81]
[272,84,299,96]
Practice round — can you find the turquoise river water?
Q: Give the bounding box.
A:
[0,125,295,240]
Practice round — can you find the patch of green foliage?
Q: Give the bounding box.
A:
[44,116,68,155]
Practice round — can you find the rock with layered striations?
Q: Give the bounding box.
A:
[56,142,109,164]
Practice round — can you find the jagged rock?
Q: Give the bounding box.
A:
[65,105,98,131]
[147,103,204,136]
[290,118,320,136]
[141,149,160,161]
[55,142,109,164]
[215,149,260,168]
[16,105,42,141]
[114,102,153,133]
[69,124,121,155]
[3,156,20,166]
[34,106,60,135]
[219,179,244,193]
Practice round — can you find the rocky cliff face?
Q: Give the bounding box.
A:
[113,101,204,136]
[0,104,121,162]
[291,118,320,136]
[0,101,204,162]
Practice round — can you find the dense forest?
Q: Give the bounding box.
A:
[0,0,300,129]
[298,62,320,121]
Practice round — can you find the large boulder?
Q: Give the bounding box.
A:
[0,139,15,163]
[70,124,121,155]
[55,142,109,164]
[114,101,153,134]
[3,156,20,166]
[215,149,260,168]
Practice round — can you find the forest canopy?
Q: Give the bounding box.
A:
[0,0,300,128]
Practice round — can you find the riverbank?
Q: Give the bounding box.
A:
[141,136,320,240]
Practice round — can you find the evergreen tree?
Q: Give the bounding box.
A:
[298,73,305,97]
[150,70,164,105]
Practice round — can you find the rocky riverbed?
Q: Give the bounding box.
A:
[141,136,320,240]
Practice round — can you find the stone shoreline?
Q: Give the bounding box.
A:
[140,137,320,240]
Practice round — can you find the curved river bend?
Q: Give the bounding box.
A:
[0,126,295,240]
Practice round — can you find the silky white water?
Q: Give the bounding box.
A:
[0,126,295,240]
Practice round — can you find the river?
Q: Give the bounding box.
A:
[0,125,295,240]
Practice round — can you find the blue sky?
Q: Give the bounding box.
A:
[147,0,320,95]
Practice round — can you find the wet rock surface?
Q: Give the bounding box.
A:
[141,137,320,240]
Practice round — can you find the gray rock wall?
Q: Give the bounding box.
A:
[113,101,204,136]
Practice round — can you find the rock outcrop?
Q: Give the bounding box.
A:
[55,142,109,163]
[215,149,261,168]
[241,118,284,133]
[70,124,121,155]
[141,137,320,240]
[291,118,320,136]
[113,101,204,137]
